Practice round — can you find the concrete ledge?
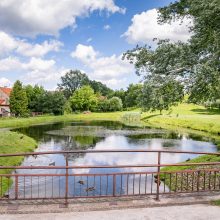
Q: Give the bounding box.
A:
[0,192,220,215]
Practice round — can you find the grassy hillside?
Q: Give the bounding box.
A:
[141,103,220,136]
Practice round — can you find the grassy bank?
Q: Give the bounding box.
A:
[0,131,37,196]
[0,112,124,129]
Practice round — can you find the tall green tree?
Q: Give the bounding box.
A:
[141,78,184,114]
[125,84,143,108]
[158,0,220,102]
[111,89,126,107]
[25,84,45,112]
[10,80,28,117]
[58,70,89,98]
[88,80,114,97]
[123,0,220,104]
[37,91,66,115]
[70,85,98,111]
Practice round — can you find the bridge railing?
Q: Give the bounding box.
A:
[0,150,220,203]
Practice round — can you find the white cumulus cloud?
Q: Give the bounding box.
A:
[103,25,111,30]
[0,32,17,56]
[71,44,98,62]
[0,0,125,37]
[123,9,192,44]
[0,57,22,71]
[16,40,63,57]
[0,31,63,57]
[0,77,12,87]
[23,57,56,72]
[71,44,133,88]
[86,38,92,43]
[21,57,64,85]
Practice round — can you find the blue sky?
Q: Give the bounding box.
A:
[0,0,191,90]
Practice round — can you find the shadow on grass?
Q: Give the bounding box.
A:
[142,114,161,120]
[191,108,220,115]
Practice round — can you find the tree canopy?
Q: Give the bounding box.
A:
[70,85,98,111]
[125,84,143,108]
[141,77,184,114]
[58,70,113,98]
[10,80,28,117]
[108,97,123,112]
[58,70,89,98]
[123,0,220,107]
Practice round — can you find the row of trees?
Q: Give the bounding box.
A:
[58,70,184,113]
[10,81,66,117]
[9,71,128,116]
[69,85,123,112]
[58,70,143,109]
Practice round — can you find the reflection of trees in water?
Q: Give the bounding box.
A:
[128,131,182,140]
[162,141,178,148]
[61,135,103,161]
[74,136,103,147]
[187,133,212,142]
[79,120,124,130]
[13,122,67,141]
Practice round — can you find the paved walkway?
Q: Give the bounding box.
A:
[0,204,220,220]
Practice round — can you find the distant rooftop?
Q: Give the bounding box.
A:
[0,87,12,96]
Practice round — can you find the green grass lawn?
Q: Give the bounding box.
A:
[0,112,124,129]
[141,103,220,136]
[0,131,37,196]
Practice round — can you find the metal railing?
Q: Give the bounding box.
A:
[0,150,220,204]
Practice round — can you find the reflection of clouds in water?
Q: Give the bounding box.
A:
[18,140,65,175]
[70,135,216,174]
[11,123,218,198]
[18,134,217,176]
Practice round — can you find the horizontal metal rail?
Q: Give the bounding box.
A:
[1,168,220,177]
[1,162,220,170]
[0,149,220,157]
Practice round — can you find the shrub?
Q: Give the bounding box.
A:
[108,97,123,112]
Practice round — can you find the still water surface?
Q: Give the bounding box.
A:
[11,121,217,197]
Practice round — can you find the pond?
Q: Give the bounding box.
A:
[10,120,217,198]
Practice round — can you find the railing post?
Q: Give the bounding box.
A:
[197,171,200,192]
[15,175,18,200]
[113,174,116,197]
[156,151,161,201]
[65,154,69,207]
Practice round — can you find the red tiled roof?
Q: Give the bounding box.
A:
[0,87,12,96]
[0,99,4,105]
[0,99,9,106]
